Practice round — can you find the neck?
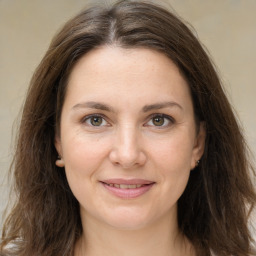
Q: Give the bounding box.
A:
[75,210,195,256]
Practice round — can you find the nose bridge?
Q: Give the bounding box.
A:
[109,122,146,168]
[118,123,139,158]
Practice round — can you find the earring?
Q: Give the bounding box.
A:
[196,160,200,166]
[56,155,65,167]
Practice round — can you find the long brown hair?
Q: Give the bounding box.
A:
[1,1,255,255]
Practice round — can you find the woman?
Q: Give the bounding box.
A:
[1,1,255,255]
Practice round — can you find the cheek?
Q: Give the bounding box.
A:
[148,132,194,199]
[61,135,111,206]
[149,131,195,170]
[61,133,111,181]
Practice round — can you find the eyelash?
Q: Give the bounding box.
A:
[81,114,109,127]
[81,113,175,128]
[145,114,175,128]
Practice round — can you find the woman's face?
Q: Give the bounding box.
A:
[55,47,205,230]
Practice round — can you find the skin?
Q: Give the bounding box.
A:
[55,46,205,256]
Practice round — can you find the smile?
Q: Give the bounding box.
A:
[104,183,146,189]
[100,179,155,199]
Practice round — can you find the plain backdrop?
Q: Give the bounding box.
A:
[0,0,255,226]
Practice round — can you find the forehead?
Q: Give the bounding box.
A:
[64,46,192,111]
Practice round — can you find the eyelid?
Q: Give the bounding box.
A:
[81,113,110,126]
[144,113,175,127]
[80,113,175,128]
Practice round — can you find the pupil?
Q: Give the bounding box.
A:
[91,117,102,126]
[153,116,164,126]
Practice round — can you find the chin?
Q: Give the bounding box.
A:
[99,207,156,231]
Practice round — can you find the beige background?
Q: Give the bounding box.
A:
[0,0,255,225]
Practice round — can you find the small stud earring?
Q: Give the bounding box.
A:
[56,155,65,167]
[196,160,200,166]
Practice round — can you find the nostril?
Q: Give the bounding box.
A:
[108,140,147,168]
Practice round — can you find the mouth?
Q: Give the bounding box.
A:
[103,183,148,189]
[100,179,155,199]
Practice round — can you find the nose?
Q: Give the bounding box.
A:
[109,125,147,169]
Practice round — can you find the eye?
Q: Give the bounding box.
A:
[83,115,108,127]
[146,114,174,127]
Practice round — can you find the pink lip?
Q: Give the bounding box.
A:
[100,179,155,199]
[101,178,154,185]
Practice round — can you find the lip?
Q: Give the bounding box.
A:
[101,178,154,185]
[100,179,155,199]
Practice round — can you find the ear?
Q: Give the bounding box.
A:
[190,122,206,170]
[55,135,65,168]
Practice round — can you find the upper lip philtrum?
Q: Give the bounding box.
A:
[101,179,155,189]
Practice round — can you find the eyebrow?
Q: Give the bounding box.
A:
[72,101,115,112]
[142,101,183,112]
[72,101,183,112]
